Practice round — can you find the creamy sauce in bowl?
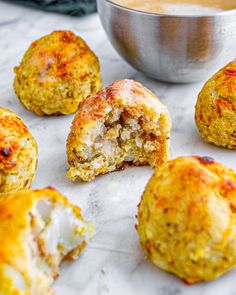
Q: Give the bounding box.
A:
[111,0,236,15]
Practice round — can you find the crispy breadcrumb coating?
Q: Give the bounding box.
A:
[195,59,236,149]
[14,30,102,116]
[0,107,38,193]
[137,156,236,283]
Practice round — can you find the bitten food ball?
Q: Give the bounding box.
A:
[195,59,236,149]
[66,79,171,181]
[0,107,38,193]
[14,30,102,116]
[0,187,93,294]
[137,156,236,284]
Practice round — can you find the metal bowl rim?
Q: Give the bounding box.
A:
[99,0,236,18]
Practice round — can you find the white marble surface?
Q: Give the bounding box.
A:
[0,1,235,294]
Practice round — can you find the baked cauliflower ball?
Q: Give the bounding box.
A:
[195,59,236,149]
[0,187,93,295]
[14,30,102,116]
[0,107,38,193]
[66,79,171,181]
[137,156,236,284]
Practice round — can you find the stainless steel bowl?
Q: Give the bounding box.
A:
[97,0,236,83]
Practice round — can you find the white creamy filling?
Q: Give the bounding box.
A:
[76,110,159,171]
[36,199,92,256]
[4,265,26,291]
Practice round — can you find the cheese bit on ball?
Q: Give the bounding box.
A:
[0,187,93,294]
[0,107,38,194]
[66,79,171,182]
[195,59,236,149]
[14,30,102,116]
[137,156,236,284]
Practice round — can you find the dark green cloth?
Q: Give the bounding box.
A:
[6,0,97,16]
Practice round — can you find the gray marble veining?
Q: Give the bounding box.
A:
[0,1,235,294]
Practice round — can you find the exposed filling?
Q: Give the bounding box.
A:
[3,265,27,292]
[72,106,167,180]
[4,199,92,294]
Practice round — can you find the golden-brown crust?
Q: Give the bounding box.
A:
[14,30,102,116]
[0,109,26,168]
[195,59,236,149]
[71,79,167,126]
[0,107,38,193]
[137,156,236,283]
[26,31,87,81]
